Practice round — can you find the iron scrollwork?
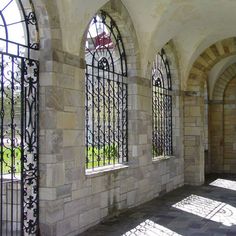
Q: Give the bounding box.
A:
[152,49,173,157]
[22,58,39,235]
[0,0,39,235]
[85,11,128,169]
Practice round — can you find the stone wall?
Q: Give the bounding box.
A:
[183,76,205,185]
[209,101,224,172]
[35,1,184,235]
[209,64,236,173]
[209,78,236,173]
[184,37,236,182]
[39,62,184,235]
[223,78,236,173]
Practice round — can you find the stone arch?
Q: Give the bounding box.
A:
[146,41,180,83]
[80,0,140,77]
[34,0,63,61]
[213,63,236,100]
[209,64,236,174]
[187,37,236,90]
[222,78,236,173]
[184,37,236,185]
[164,42,183,160]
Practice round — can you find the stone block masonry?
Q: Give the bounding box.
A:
[39,62,184,235]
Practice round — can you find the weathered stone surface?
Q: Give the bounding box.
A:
[38,12,184,235]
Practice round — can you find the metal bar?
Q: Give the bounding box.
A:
[85,67,89,169]
[18,0,30,58]
[112,70,116,165]
[152,50,173,158]
[121,76,124,163]
[0,53,4,236]
[125,83,128,162]
[92,66,95,169]
[117,76,120,164]
[97,69,100,167]
[0,9,9,54]
[169,94,173,155]
[107,72,111,165]
[35,58,40,236]
[17,181,19,235]
[10,55,14,236]
[0,1,39,234]
[102,67,106,167]
[100,10,127,76]
[20,58,25,236]
[85,11,128,169]
[6,182,9,236]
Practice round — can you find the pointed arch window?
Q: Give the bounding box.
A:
[152,49,173,157]
[0,0,39,234]
[85,11,128,169]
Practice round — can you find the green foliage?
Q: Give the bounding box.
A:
[152,144,163,157]
[0,86,21,125]
[87,144,118,168]
[0,147,21,174]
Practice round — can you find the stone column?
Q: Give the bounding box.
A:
[127,76,154,202]
[39,50,86,236]
[209,101,224,173]
[128,76,152,165]
[183,91,205,185]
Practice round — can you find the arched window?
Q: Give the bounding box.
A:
[0,0,39,234]
[152,49,172,157]
[85,10,128,169]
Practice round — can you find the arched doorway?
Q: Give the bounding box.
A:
[0,0,39,234]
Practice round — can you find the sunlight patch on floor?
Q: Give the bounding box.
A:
[172,194,236,226]
[122,219,182,236]
[209,178,236,191]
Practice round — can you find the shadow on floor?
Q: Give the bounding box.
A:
[79,174,236,236]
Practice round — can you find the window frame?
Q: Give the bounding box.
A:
[85,10,128,170]
[152,49,173,158]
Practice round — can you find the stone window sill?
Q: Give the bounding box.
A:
[152,155,175,163]
[86,164,129,178]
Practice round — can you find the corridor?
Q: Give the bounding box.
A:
[80,175,236,236]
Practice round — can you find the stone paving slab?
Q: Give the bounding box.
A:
[79,175,236,236]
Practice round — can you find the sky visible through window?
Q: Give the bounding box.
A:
[86,15,110,50]
[0,0,25,53]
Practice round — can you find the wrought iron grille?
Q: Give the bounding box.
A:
[152,49,173,157]
[0,1,39,235]
[85,11,128,169]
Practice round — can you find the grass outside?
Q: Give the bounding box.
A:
[1,144,120,172]
[0,147,21,174]
[86,144,118,169]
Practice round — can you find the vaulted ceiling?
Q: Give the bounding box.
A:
[54,0,236,90]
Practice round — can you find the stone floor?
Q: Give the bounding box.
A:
[79,174,236,236]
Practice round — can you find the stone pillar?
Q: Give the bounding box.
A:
[209,101,224,173]
[128,76,152,166]
[127,76,153,201]
[39,50,86,236]
[183,91,205,185]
